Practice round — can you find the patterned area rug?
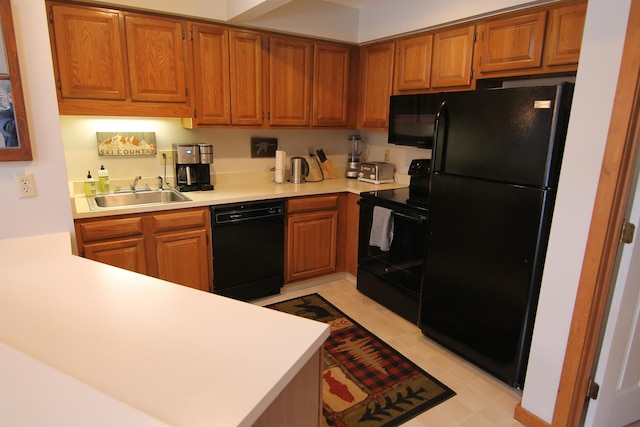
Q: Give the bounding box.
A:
[267,293,455,427]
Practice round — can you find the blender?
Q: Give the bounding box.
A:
[346,134,365,178]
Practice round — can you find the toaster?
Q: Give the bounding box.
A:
[357,162,395,184]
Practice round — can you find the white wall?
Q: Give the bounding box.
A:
[0,0,73,240]
[522,0,632,421]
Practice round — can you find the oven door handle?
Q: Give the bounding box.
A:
[392,211,428,224]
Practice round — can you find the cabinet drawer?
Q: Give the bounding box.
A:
[151,208,207,232]
[287,194,339,214]
[77,217,144,242]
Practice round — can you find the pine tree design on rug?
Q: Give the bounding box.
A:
[267,293,455,427]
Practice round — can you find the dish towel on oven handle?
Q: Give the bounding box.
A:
[369,206,394,251]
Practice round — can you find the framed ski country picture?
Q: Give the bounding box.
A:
[97,132,157,156]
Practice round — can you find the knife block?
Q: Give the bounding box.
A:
[319,158,337,179]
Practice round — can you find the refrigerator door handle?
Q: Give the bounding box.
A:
[432,101,448,173]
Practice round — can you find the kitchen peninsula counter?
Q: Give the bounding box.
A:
[0,233,330,426]
[71,176,407,219]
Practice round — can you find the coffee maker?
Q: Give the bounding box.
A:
[173,144,214,192]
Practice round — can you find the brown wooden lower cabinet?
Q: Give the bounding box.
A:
[75,207,212,292]
[285,194,340,283]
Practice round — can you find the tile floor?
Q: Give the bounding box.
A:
[256,278,525,427]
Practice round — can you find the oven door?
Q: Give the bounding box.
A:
[357,196,428,323]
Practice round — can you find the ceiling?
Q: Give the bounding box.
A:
[95,0,554,43]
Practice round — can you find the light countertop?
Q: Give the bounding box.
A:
[71,176,407,219]
[0,233,330,426]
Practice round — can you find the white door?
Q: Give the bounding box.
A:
[583,147,640,427]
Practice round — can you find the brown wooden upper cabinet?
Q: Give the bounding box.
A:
[394,33,433,93]
[47,1,191,116]
[474,3,586,79]
[125,14,188,103]
[544,2,587,66]
[312,42,351,127]
[230,30,264,126]
[269,36,312,126]
[49,3,127,100]
[475,11,547,74]
[358,41,395,129]
[431,25,475,89]
[190,23,231,125]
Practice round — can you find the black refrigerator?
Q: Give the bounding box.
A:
[419,83,574,390]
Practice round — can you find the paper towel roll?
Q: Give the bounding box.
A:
[275,150,286,183]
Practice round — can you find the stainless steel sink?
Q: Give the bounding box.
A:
[87,188,192,210]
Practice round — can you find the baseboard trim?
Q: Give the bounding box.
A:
[514,403,552,427]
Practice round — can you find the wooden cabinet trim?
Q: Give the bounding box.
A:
[286,194,339,214]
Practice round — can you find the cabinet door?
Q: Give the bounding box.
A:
[312,42,350,127]
[191,24,230,125]
[358,41,395,129]
[394,34,433,93]
[286,210,338,282]
[431,26,475,88]
[477,11,547,73]
[49,3,127,100]
[155,229,211,292]
[545,3,586,66]
[229,30,264,125]
[269,36,312,126]
[84,237,147,274]
[125,14,188,103]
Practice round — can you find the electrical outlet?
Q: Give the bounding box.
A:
[384,149,391,162]
[15,173,37,198]
[160,150,174,164]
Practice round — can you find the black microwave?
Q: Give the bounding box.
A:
[388,93,439,149]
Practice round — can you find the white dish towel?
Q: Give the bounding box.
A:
[369,206,394,251]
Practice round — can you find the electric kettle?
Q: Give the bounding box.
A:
[290,156,309,184]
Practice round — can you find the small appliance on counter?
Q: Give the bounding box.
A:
[290,156,309,184]
[357,161,395,184]
[173,143,214,192]
[346,134,366,178]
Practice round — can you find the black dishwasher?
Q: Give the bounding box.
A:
[211,199,285,301]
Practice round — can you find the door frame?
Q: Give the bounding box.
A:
[514,0,640,425]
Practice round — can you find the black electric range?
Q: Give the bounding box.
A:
[356,159,431,325]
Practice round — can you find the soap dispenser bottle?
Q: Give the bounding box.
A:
[84,170,96,197]
[98,165,110,194]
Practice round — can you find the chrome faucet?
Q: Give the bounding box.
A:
[131,176,141,192]
[157,176,163,190]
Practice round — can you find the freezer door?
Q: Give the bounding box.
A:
[433,84,573,187]
[420,174,552,388]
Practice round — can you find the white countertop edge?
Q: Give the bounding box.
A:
[0,233,330,426]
